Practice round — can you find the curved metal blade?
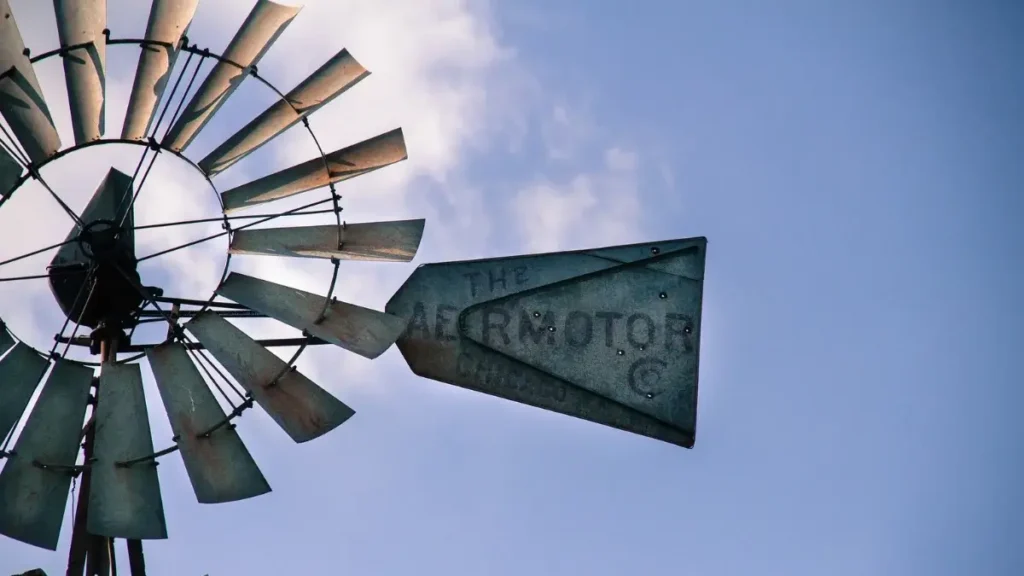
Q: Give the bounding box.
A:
[220,128,406,213]
[198,48,369,176]
[0,343,49,443]
[184,311,354,443]
[162,0,301,152]
[121,0,198,141]
[147,343,271,504]
[0,359,92,550]
[0,144,23,198]
[87,362,167,540]
[0,0,62,163]
[53,0,106,144]
[229,219,425,262]
[217,273,406,360]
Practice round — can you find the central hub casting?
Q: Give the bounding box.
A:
[47,169,145,329]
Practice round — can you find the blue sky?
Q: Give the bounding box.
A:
[1,1,1021,574]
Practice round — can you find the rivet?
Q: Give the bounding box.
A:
[547,326,556,332]
[651,246,660,255]
[639,345,645,351]
[533,312,541,318]
[659,292,667,299]
[684,326,692,334]
[616,349,625,356]
[645,393,654,399]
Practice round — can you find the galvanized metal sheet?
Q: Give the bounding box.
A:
[0,359,92,550]
[54,0,106,144]
[220,128,407,213]
[217,273,406,359]
[185,312,354,443]
[88,362,167,540]
[146,343,271,503]
[385,237,707,448]
[0,323,13,355]
[121,0,199,140]
[0,0,62,163]
[199,48,369,176]
[162,0,301,152]
[0,343,49,443]
[0,145,22,198]
[229,219,425,262]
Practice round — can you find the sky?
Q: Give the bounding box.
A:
[0,0,1021,574]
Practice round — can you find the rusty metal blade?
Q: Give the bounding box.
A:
[53,0,106,144]
[146,343,271,504]
[386,237,707,448]
[229,219,425,262]
[87,362,167,540]
[220,128,407,213]
[0,359,92,550]
[121,0,199,140]
[0,138,23,198]
[161,0,301,152]
[217,273,406,360]
[185,312,354,443]
[0,343,49,443]
[199,48,369,176]
[0,0,62,163]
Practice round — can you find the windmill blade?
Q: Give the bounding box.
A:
[0,359,92,550]
[0,0,62,163]
[217,273,406,360]
[185,311,354,443]
[199,48,369,176]
[0,144,23,198]
[0,343,49,443]
[0,323,13,355]
[53,0,106,144]
[229,219,425,262]
[221,128,406,213]
[147,343,271,504]
[87,362,167,540]
[162,0,301,152]
[121,0,199,141]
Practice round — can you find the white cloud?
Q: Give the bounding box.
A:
[513,144,645,253]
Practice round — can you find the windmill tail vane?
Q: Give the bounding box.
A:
[0,0,706,573]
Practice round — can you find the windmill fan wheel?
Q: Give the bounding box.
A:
[0,0,422,558]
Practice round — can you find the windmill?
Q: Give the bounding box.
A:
[0,1,707,574]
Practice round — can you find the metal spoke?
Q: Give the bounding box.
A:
[133,207,336,231]
[0,237,79,269]
[137,196,335,263]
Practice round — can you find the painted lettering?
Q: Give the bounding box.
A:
[595,312,623,347]
[564,311,593,348]
[626,313,655,350]
[407,302,430,339]
[519,309,555,345]
[455,349,566,403]
[665,313,694,352]
[463,272,483,297]
[628,357,668,398]
[482,307,511,346]
[434,305,458,341]
[513,266,529,286]
[488,268,507,292]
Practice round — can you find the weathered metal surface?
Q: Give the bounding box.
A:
[185,312,354,443]
[53,0,106,144]
[0,0,62,163]
[217,273,406,359]
[199,48,370,176]
[50,168,134,269]
[162,0,301,152]
[0,359,92,550]
[146,343,271,503]
[88,362,167,539]
[229,219,425,262]
[220,128,407,213]
[0,323,13,355]
[121,0,199,140]
[385,237,707,448]
[0,343,49,444]
[0,145,22,198]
